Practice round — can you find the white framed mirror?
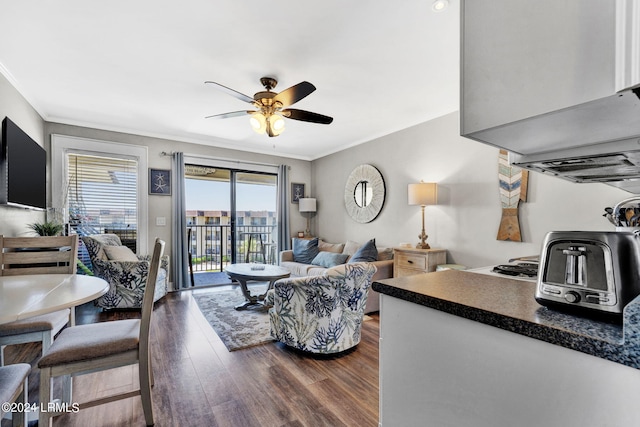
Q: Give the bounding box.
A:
[344,164,385,223]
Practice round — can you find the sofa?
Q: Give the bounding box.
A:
[266,262,377,354]
[279,238,393,313]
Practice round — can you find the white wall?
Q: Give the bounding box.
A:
[0,72,46,236]
[311,111,631,268]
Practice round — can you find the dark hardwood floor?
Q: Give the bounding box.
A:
[2,289,380,427]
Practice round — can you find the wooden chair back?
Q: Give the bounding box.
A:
[139,238,164,378]
[0,235,78,276]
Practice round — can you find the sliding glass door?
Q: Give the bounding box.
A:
[234,171,278,264]
[185,166,277,274]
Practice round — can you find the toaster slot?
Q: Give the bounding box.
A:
[542,240,610,291]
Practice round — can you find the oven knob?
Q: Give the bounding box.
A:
[565,291,581,303]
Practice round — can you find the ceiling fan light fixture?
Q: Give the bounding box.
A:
[206,77,332,138]
[266,113,285,137]
[249,113,266,134]
[271,114,285,132]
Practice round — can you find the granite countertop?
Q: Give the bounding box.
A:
[373,270,640,370]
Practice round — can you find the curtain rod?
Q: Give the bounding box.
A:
[160,151,282,169]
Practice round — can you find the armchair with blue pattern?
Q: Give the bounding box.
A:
[266,262,376,354]
[81,234,169,309]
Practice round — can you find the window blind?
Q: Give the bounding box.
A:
[66,153,138,254]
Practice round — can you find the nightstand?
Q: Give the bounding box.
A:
[393,247,447,278]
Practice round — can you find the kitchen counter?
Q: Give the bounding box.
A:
[373,269,640,369]
[373,270,640,426]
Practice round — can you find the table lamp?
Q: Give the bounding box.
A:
[299,198,317,237]
[408,181,437,249]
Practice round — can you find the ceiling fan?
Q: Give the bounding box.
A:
[204,77,333,137]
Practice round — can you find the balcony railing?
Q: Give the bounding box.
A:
[68,222,276,275]
[187,224,278,272]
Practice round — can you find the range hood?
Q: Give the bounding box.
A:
[472,88,640,193]
[461,0,640,193]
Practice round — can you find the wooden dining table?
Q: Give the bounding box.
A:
[0,274,109,325]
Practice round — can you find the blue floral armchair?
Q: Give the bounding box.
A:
[81,234,169,309]
[266,262,376,354]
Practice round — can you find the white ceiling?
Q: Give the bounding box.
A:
[0,1,460,161]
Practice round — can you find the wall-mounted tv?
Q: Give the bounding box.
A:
[0,117,46,210]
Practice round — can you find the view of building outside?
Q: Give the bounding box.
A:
[185,170,277,272]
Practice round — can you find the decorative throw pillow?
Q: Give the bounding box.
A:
[318,239,345,254]
[103,245,139,262]
[342,240,361,257]
[292,237,319,264]
[348,239,378,263]
[311,251,349,268]
[377,247,394,261]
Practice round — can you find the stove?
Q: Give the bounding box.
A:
[467,260,539,282]
[492,262,539,278]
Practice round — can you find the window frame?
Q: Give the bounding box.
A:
[51,134,149,254]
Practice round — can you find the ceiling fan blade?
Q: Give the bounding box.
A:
[273,81,316,107]
[205,81,255,104]
[205,111,252,119]
[283,109,333,124]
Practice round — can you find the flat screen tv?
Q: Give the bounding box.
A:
[0,117,46,210]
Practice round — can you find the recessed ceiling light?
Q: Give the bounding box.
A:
[432,0,449,12]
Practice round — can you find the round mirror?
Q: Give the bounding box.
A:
[354,180,373,207]
[344,164,385,223]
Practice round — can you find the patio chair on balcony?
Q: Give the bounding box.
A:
[188,228,195,287]
[81,234,169,310]
[243,231,266,263]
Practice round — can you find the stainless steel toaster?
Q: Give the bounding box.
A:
[535,230,640,318]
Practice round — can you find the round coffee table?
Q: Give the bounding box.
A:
[224,263,291,310]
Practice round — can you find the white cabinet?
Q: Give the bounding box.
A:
[462,0,614,136]
[379,294,640,427]
[616,0,640,92]
[461,0,640,156]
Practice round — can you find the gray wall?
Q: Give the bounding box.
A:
[3,63,634,272]
[2,68,311,267]
[44,122,313,255]
[311,111,630,268]
[0,73,46,236]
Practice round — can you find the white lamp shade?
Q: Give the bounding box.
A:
[408,182,437,206]
[270,114,285,132]
[299,198,317,213]
[249,113,267,134]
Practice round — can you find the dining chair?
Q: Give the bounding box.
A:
[0,363,31,427]
[38,238,165,427]
[0,235,78,366]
